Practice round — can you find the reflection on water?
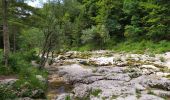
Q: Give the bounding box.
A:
[46,76,73,100]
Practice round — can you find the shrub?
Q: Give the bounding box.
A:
[91,89,102,97]
[0,50,48,99]
[124,25,143,39]
[0,85,17,99]
[0,49,13,75]
[81,25,110,47]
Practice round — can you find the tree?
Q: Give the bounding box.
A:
[2,0,10,66]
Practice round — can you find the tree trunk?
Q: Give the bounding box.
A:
[13,28,16,53]
[2,0,10,67]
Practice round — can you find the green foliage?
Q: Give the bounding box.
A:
[1,0,170,53]
[65,95,71,100]
[8,50,39,73]
[112,40,170,53]
[124,25,143,39]
[0,50,47,99]
[81,25,109,46]
[0,50,13,75]
[148,24,168,40]
[0,0,170,99]
[19,28,44,50]
[0,85,17,100]
[77,44,94,51]
[91,89,102,97]
[81,26,98,44]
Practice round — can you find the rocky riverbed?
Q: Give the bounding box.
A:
[46,51,170,100]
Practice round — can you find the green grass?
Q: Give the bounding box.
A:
[111,40,170,54]
[71,44,95,51]
[71,40,170,54]
[65,95,71,100]
[91,89,102,97]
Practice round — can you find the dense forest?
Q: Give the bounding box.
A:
[0,0,170,99]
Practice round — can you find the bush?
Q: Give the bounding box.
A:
[0,85,17,99]
[0,50,48,99]
[0,49,13,75]
[81,25,110,47]
[124,25,143,40]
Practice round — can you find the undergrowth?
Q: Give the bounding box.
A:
[0,50,48,99]
[71,40,170,53]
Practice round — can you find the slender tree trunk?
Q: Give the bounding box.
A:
[2,0,10,67]
[13,32,16,52]
[13,29,16,53]
[39,30,51,69]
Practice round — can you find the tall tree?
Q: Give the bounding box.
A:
[2,0,10,66]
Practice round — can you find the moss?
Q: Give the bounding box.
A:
[73,52,92,59]
[65,95,71,100]
[136,89,141,99]
[104,53,113,57]
[91,89,102,97]
[159,67,170,73]
[92,69,97,73]
[126,60,143,67]
[111,95,118,99]
[102,97,107,100]
[162,96,170,100]
[166,75,170,79]
[148,53,156,57]
[159,57,165,62]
